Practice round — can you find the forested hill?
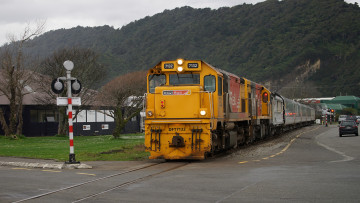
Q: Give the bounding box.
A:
[23,0,360,97]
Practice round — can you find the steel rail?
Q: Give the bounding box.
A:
[13,162,166,203]
[72,162,189,203]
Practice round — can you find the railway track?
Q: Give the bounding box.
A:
[14,161,190,203]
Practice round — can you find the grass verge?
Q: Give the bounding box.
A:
[0,134,149,161]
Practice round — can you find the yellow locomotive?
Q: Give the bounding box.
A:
[144,59,314,160]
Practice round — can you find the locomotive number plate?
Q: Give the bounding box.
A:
[164,63,174,69]
[169,124,186,132]
[187,63,198,68]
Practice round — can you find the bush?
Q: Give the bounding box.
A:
[55,134,67,138]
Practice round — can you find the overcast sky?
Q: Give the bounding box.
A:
[0,0,359,46]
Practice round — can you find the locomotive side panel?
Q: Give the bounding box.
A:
[229,75,241,113]
[221,71,249,121]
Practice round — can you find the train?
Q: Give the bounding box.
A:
[144,59,315,160]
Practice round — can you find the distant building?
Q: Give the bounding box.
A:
[297,97,335,104]
[298,96,360,116]
[321,96,360,112]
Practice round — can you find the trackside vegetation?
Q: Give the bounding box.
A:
[0,134,149,161]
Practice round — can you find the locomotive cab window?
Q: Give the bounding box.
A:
[169,73,200,85]
[218,76,223,96]
[204,75,216,92]
[149,74,166,93]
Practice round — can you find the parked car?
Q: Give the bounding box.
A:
[339,120,358,137]
[338,115,347,124]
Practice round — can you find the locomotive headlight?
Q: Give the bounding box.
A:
[177,59,183,65]
[147,110,153,117]
[200,110,206,116]
[177,66,183,72]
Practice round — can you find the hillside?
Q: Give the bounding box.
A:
[21,0,360,98]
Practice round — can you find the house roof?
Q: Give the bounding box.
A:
[0,70,100,106]
[0,70,53,105]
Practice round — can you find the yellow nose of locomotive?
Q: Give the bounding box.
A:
[145,59,213,160]
[145,85,212,160]
[154,86,202,118]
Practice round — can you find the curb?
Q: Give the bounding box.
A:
[0,161,92,169]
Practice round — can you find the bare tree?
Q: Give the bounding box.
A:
[35,47,106,135]
[97,71,147,138]
[0,22,44,137]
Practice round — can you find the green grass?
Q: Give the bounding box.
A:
[0,134,149,161]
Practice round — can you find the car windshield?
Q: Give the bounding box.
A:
[341,121,356,126]
[346,115,356,119]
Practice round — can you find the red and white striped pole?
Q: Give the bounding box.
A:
[325,114,328,127]
[67,97,76,161]
[64,61,79,164]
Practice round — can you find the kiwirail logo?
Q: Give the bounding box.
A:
[162,90,191,96]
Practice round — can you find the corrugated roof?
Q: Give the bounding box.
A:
[332,96,360,101]
[324,103,347,110]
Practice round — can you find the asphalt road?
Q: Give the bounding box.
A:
[1,124,359,202]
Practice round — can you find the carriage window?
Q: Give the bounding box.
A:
[149,74,166,93]
[169,73,200,85]
[204,75,216,92]
[218,76,223,96]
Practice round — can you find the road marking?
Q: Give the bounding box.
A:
[216,182,258,203]
[10,167,96,176]
[77,172,96,176]
[12,168,32,170]
[315,137,354,163]
[238,126,320,164]
[42,170,61,173]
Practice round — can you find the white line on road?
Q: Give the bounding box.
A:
[215,182,258,203]
[316,132,354,163]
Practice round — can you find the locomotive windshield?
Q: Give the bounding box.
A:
[169,73,200,85]
[204,75,216,92]
[149,74,166,93]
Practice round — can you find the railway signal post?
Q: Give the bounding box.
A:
[51,60,82,164]
[325,114,328,127]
